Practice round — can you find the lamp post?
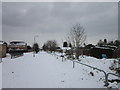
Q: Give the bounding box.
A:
[33,35,38,57]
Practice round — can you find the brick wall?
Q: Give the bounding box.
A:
[0,44,7,58]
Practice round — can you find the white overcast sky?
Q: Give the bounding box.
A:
[2,2,118,47]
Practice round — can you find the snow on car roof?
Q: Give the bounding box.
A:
[10,41,26,45]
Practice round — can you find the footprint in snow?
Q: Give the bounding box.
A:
[12,72,14,74]
[61,80,65,82]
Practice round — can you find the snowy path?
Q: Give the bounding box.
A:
[2,52,118,88]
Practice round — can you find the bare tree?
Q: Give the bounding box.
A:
[97,39,104,46]
[67,23,86,47]
[66,23,86,59]
[44,40,58,52]
[63,41,68,47]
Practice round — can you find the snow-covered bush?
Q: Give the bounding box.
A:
[109,60,120,75]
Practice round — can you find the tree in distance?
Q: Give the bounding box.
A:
[63,41,68,47]
[33,43,39,54]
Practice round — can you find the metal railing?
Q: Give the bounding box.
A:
[72,60,120,87]
[49,52,120,87]
[106,73,120,86]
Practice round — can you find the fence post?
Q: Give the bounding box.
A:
[73,60,75,68]
[62,57,63,62]
[61,55,64,62]
[56,56,58,59]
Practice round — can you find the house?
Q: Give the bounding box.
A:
[7,41,27,52]
[0,41,7,58]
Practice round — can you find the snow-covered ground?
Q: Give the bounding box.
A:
[2,51,119,88]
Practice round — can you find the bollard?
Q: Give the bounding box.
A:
[65,58,66,61]
[33,52,35,57]
[61,55,64,62]
[62,57,63,62]
[56,56,58,59]
[73,61,75,68]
